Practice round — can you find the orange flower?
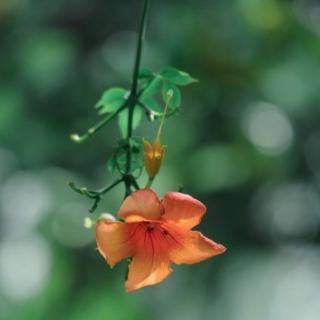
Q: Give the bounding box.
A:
[143,137,164,179]
[96,189,226,293]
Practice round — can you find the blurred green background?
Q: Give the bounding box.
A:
[1,0,320,319]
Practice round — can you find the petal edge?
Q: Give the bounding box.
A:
[162,192,206,230]
[96,220,135,268]
[168,229,226,265]
[118,189,164,222]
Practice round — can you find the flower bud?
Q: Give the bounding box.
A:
[143,89,172,182]
[143,137,164,179]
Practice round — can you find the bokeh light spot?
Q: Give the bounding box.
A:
[0,234,52,302]
[242,102,293,155]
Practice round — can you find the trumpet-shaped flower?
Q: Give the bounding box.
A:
[96,189,226,292]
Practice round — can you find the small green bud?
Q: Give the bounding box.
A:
[166,89,174,100]
[84,217,94,229]
[70,133,81,142]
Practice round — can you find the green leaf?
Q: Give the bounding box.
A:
[141,75,162,98]
[129,137,144,172]
[138,68,156,90]
[140,96,162,113]
[95,87,128,115]
[106,155,116,173]
[138,68,154,80]
[113,153,142,173]
[129,136,143,153]
[162,82,181,109]
[160,67,197,86]
[118,106,142,138]
[107,137,144,174]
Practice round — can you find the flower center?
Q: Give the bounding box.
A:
[142,222,169,236]
[145,222,155,231]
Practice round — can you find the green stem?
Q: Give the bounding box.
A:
[131,0,150,97]
[125,0,150,196]
[69,0,150,208]
[89,178,123,213]
[68,178,123,213]
[70,101,128,143]
[145,177,154,188]
[97,178,123,195]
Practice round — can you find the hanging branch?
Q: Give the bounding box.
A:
[68,0,197,212]
[124,0,150,196]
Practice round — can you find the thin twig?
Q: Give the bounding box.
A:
[68,178,123,212]
[71,100,128,143]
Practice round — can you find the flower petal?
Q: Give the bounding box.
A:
[167,228,226,264]
[96,219,136,268]
[118,189,164,222]
[162,192,206,230]
[125,229,172,292]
